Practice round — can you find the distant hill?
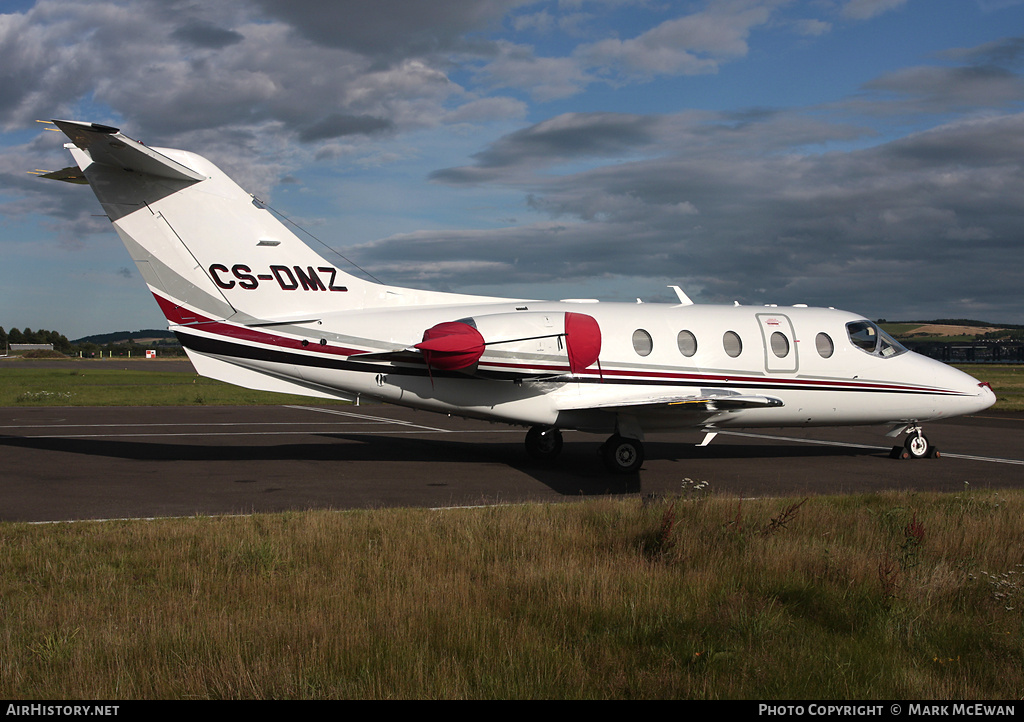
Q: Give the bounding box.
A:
[880,320,1024,344]
[72,329,177,345]
[889,319,1024,331]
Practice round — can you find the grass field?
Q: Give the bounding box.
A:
[0,365,350,407]
[1,491,1022,699]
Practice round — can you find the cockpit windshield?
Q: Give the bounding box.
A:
[846,320,907,358]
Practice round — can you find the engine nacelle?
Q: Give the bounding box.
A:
[415,311,601,374]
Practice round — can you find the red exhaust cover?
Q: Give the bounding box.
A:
[565,312,601,374]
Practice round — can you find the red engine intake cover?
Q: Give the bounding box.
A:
[415,321,485,371]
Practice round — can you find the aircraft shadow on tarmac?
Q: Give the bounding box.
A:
[0,431,879,497]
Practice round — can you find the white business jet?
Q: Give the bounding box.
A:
[38,120,995,472]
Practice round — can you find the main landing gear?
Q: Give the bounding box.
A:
[524,426,563,461]
[890,425,939,460]
[599,435,644,474]
[524,426,645,474]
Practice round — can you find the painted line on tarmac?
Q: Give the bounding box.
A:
[1,428,522,440]
[285,404,451,432]
[0,406,455,436]
[719,430,1024,466]
[1,421,381,430]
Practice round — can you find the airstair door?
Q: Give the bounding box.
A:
[757,313,798,373]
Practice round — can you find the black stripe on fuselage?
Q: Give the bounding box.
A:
[175,330,963,397]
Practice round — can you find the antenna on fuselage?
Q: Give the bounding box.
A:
[669,285,694,306]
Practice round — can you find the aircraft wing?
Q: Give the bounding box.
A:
[348,348,570,381]
[556,390,784,414]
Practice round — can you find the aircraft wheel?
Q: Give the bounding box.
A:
[903,433,931,459]
[525,426,563,461]
[601,435,644,474]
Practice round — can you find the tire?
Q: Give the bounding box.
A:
[601,435,644,474]
[525,426,563,461]
[904,433,930,459]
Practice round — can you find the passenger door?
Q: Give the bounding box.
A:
[756,313,798,373]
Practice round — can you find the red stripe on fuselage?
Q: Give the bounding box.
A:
[152,292,366,358]
[154,292,964,397]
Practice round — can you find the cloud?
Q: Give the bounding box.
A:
[469,1,805,101]
[170,20,245,49]
[298,113,395,142]
[0,1,472,140]
[431,108,870,183]
[441,96,528,124]
[470,40,598,101]
[791,18,832,36]
[944,36,1024,67]
[248,0,530,60]
[864,64,1024,112]
[841,0,909,21]
[841,36,1024,122]
[0,0,497,197]
[430,112,663,182]
[353,108,1024,321]
[581,1,778,78]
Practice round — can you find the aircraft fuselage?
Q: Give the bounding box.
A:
[44,119,996,472]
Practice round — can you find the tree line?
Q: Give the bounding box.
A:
[1,326,184,357]
[0,326,74,353]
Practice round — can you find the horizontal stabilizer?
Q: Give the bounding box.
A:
[51,119,206,182]
[350,348,424,364]
[30,166,88,184]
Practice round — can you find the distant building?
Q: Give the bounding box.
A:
[905,340,1024,363]
[10,343,54,351]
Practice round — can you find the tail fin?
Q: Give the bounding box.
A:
[50,120,379,326]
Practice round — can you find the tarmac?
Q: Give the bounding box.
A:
[1,384,1021,522]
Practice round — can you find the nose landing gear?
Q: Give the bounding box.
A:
[890,424,939,459]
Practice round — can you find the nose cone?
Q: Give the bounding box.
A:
[971,378,998,414]
[928,359,997,418]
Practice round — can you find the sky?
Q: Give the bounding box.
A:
[2,0,1024,338]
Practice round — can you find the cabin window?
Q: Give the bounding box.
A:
[723,331,742,358]
[677,330,697,357]
[770,331,790,358]
[815,332,834,358]
[632,329,653,357]
[846,321,907,358]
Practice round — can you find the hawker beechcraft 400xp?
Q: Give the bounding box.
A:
[37,120,996,473]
